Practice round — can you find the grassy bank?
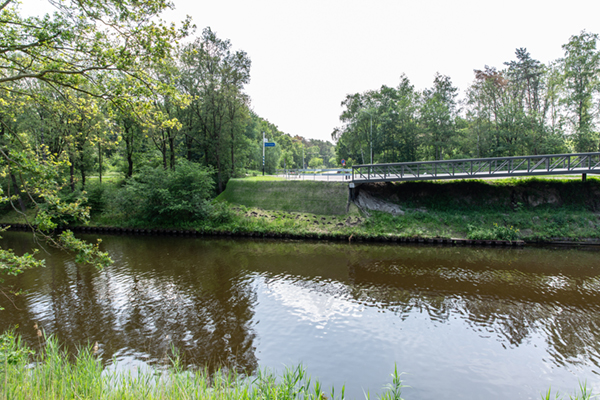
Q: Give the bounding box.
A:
[216,178,356,215]
[0,331,594,400]
[1,331,403,400]
[211,176,600,243]
[1,177,599,244]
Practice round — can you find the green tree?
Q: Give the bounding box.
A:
[334,91,378,164]
[377,76,420,162]
[308,157,324,169]
[1,0,188,274]
[560,31,600,152]
[334,75,420,164]
[420,73,459,160]
[178,27,251,191]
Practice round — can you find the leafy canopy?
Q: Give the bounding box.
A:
[0,0,190,287]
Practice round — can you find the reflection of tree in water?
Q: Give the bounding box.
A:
[346,253,600,368]
[93,238,259,374]
[0,234,259,374]
[3,233,600,375]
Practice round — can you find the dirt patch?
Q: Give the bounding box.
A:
[354,179,600,212]
[354,189,405,216]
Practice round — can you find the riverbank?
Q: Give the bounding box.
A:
[0,330,394,400]
[0,331,593,400]
[3,231,600,399]
[212,176,600,245]
[1,177,599,246]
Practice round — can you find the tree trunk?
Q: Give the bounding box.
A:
[10,172,27,213]
[231,125,235,175]
[127,153,133,178]
[124,122,135,178]
[98,142,102,184]
[216,150,223,193]
[186,135,193,161]
[162,141,167,170]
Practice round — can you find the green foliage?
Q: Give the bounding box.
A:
[561,31,600,152]
[206,201,234,225]
[0,231,44,310]
[467,222,521,241]
[58,231,112,268]
[420,73,459,160]
[0,332,354,400]
[84,180,111,215]
[0,0,192,281]
[0,329,34,367]
[334,34,599,163]
[542,382,594,400]
[308,157,324,169]
[380,364,407,400]
[0,232,44,281]
[2,331,594,400]
[105,160,216,226]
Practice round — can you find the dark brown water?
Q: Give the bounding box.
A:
[2,232,600,399]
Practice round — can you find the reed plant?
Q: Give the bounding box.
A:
[0,331,406,400]
[1,330,596,399]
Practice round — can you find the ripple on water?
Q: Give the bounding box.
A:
[2,233,600,399]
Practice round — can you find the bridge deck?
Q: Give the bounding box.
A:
[352,152,600,183]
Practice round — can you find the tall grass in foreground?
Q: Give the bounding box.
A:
[1,331,406,400]
[0,330,595,399]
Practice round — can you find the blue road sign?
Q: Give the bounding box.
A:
[264,142,275,147]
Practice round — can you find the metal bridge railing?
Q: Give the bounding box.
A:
[277,168,353,181]
[352,152,600,183]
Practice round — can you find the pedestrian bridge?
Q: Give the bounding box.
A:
[351,152,600,183]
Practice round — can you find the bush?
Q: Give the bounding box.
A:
[103,160,216,226]
[467,222,520,241]
[207,201,234,224]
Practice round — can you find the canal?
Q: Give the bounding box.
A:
[1,232,600,399]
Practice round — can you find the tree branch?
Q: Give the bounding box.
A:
[0,0,13,12]
[0,65,116,84]
[0,32,62,55]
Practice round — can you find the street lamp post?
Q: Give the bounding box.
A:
[262,131,265,176]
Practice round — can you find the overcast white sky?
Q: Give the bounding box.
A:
[24,0,600,143]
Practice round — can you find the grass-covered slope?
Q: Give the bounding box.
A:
[214,177,600,242]
[216,177,353,215]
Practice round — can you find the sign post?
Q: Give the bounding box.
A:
[262,132,275,176]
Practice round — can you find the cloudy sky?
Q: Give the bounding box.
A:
[25,0,600,142]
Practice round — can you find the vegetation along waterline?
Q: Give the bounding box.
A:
[0,331,596,400]
[3,175,599,246]
[2,1,600,399]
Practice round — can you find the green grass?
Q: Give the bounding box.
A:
[2,177,599,243]
[0,208,37,224]
[217,179,354,216]
[86,172,124,184]
[0,330,594,399]
[0,331,406,400]
[169,203,596,242]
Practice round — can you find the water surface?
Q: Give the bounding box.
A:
[2,232,600,399]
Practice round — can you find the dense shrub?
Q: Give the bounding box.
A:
[104,160,217,226]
